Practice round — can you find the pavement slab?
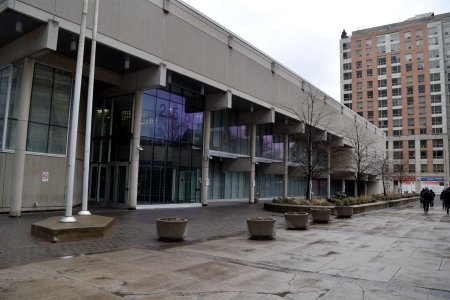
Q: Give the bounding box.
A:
[1,201,450,299]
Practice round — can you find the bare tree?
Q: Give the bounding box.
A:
[346,121,379,196]
[373,154,392,196]
[393,160,409,194]
[285,86,341,200]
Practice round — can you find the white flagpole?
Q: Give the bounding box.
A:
[61,0,89,223]
[79,0,99,216]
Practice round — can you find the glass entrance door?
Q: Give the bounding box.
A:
[90,163,129,204]
[89,164,107,202]
[89,95,133,206]
[178,169,201,203]
[107,164,129,204]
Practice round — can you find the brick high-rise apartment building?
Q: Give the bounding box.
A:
[340,12,450,193]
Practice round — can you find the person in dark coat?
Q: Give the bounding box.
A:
[420,187,428,209]
[423,189,433,213]
[443,187,450,214]
[430,189,435,207]
[440,188,449,210]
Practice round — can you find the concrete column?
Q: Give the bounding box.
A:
[201,110,211,206]
[354,181,358,196]
[129,91,143,209]
[342,180,346,194]
[327,146,331,200]
[249,123,256,204]
[444,147,449,188]
[10,58,35,217]
[283,134,289,198]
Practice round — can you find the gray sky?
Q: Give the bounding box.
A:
[181,0,450,101]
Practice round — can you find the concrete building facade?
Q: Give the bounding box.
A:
[0,0,384,214]
[340,12,450,194]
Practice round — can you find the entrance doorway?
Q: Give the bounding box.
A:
[107,164,129,204]
[89,94,133,206]
[89,164,129,205]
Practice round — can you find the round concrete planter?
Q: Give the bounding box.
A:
[156,217,188,241]
[335,206,353,218]
[310,208,331,223]
[284,212,309,229]
[247,217,276,240]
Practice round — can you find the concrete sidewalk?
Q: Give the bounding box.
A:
[1,201,450,299]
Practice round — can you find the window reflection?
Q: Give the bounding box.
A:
[138,85,204,205]
[27,64,71,154]
[210,110,249,155]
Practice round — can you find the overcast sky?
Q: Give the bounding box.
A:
[181,0,450,101]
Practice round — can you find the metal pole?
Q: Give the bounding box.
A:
[283,133,288,198]
[79,0,99,216]
[61,0,89,223]
[249,106,255,204]
[250,123,256,204]
[327,146,331,200]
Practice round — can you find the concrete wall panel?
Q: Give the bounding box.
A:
[73,159,83,206]
[199,33,230,85]
[55,0,82,25]
[229,51,274,102]
[0,153,5,208]
[21,155,67,209]
[117,0,149,51]
[19,0,55,14]
[139,2,165,57]
[273,75,301,108]
[164,14,203,74]
[97,0,120,40]
[2,153,14,209]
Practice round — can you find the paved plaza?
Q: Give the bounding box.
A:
[1,201,450,299]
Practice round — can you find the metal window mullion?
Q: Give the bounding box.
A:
[108,99,114,162]
[46,68,56,153]
[129,94,136,163]
[62,72,75,156]
[2,66,13,150]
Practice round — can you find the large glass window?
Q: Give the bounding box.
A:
[211,110,249,155]
[137,86,204,205]
[0,65,23,150]
[256,124,283,160]
[0,67,10,149]
[27,64,72,154]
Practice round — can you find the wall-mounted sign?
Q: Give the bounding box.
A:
[42,171,49,183]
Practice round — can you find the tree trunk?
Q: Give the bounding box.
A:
[306,175,311,200]
[356,180,362,197]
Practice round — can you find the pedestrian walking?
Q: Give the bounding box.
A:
[420,187,428,209]
[440,188,449,210]
[444,187,450,214]
[422,188,433,213]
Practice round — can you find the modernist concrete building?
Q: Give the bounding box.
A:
[0,0,384,215]
[340,12,450,194]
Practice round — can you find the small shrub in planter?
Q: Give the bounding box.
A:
[284,212,309,229]
[156,217,188,241]
[310,208,331,223]
[334,200,353,218]
[247,217,276,240]
[310,199,334,206]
